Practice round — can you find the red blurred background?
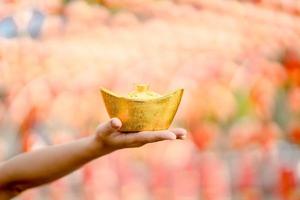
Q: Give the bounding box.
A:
[0,0,300,199]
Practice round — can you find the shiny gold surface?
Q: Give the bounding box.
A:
[101,85,184,132]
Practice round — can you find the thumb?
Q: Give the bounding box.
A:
[96,118,122,136]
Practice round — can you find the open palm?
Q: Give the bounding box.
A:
[95,118,187,152]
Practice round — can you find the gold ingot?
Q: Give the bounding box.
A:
[101,84,184,132]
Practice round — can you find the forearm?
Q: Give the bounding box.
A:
[0,136,107,192]
[0,118,186,199]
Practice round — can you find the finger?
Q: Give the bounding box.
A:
[117,130,176,147]
[96,118,122,136]
[170,128,187,139]
[138,130,177,142]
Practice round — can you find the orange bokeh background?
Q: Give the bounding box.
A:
[0,0,300,199]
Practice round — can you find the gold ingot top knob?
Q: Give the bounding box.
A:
[127,84,161,100]
[136,84,149,92]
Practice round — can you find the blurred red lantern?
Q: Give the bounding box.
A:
[288,123,300,145]
[278,167,297,200]
[250,79,275,119]
[190,122,219,151]
[282,48,300,86]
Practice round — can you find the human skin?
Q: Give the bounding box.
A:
[0,118,187,199]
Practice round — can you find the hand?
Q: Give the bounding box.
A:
[94,118,187,152]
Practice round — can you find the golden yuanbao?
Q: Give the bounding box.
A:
[101,84,184,132]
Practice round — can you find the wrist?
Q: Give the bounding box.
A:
[88,135,115,158]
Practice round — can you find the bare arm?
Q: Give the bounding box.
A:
[0,118,186,199]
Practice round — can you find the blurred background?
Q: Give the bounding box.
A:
[0,0,300,199]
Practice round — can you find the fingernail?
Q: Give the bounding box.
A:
[174,128,187,136]
[181,129,187,135]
